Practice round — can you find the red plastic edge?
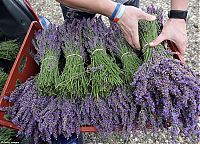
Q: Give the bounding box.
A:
[0,21,41,129]
[0,21,98,132]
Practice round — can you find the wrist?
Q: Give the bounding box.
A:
[171,0,188,10]
[167,18,187,26]
[98,1,117,17]
[168,10,188,22]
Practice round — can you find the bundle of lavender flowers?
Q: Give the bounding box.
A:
[83,17,123,97]
[0,40,20,61]
[132,6,200,142]
[107,23,142,86]
[56,19,89,98]
[33,24,61,96]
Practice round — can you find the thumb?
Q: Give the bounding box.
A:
[149,33,166,47]
[142,12,156,21]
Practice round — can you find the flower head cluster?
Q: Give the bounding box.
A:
[131,52,200,142]
[6,78,139,143]
[33,24,61,62]
[147,4,163,30]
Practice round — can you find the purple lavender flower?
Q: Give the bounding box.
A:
[130,53,200,141]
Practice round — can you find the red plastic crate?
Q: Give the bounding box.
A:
[0,21,184,132]
[0,21,97,132]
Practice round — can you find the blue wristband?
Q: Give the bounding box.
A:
[110,3,121,20]
[116,5,125,19]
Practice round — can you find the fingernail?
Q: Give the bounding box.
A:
[149,42,154,46]
[175,52,181,55]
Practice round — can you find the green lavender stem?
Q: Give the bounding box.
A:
[90,48,123,98]
[0,127,16,142]
[122,52,142,84]
[0,69,8,92]
[0,40,20,61]
[139,20,166,62]
[118,37,142,84]
[36,49,59,96]
[57,54,88,98]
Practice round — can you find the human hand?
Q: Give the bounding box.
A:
[150,19,187,55]
[117,6,156,50]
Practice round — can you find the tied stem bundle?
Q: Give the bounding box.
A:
[84,18,123,98]
[33,24,61,96]
[139,4,169,62]
[107,24,142,85]
[57,19,88,98]
[0,40,20,61]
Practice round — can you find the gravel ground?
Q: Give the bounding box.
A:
[28,0,200,143]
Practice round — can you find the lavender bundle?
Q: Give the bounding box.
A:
[5,78,83,144]
[0,40,20,61]
[132,19,200,142]
[83,18,123,97]
[33,24,61,96]
[56,19,88,98]
[80,87,137,138]
[147,4,164,33]
[0,68,7,92]
[5,78,136,144]
[107,24,142,85]
[139,5,166,63]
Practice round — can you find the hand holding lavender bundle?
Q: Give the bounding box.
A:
[56,19,88,98]
[83,18,123,98]
[132,18,200,142]
[33,24,61,96]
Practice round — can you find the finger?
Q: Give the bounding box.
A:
[119,25,135,48]
[130,27,140,50]
[149,33,166,47]
[124,33,135,48]
[173,40,187,55]
[140,11,156,21]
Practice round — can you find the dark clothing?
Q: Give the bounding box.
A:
[60,0,140,20]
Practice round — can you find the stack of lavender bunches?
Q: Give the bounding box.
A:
[2,6,199,144]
